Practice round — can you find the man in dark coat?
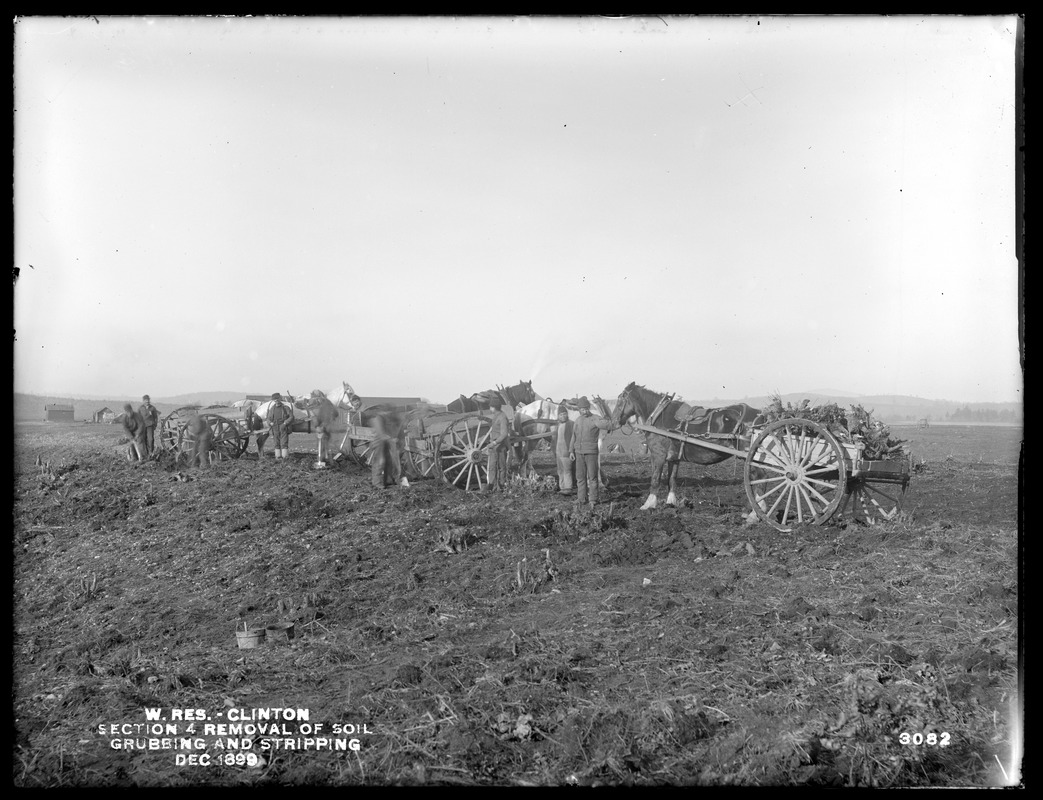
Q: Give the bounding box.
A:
[570,396,614,507]
[266,393,294,461]
[139,395,160,455]
[550,404,576,495]
[121,403,148,462]
[484,397,511,491]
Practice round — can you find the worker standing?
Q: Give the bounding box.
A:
[266,393,294,461]
[485,397,511,492]
[138,395,160,455]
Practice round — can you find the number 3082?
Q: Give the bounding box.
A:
[899,732,951,746]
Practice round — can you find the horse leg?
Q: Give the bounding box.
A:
[665,459,679,506]
[641,451,663,510]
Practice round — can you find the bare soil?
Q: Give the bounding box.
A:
[12,421,1022,787]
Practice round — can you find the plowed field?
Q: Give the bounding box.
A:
[13,422,1022,787]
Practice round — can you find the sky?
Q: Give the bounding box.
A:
[14,15,1022,405]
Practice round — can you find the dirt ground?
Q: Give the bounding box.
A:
[12,421,1022,787]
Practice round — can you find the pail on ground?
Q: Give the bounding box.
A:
[265,622,295,643]
[236,627,266,649]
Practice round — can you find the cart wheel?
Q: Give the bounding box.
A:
[744,418,848,531]
[205,414,248,460]
[347,439,376,467]
[160,414,182,452]
[435,414,492,491]
[841,478,907,525]
[403,447,437,479]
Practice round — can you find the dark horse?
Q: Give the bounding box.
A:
[446,380,537,414]
[612,382,761,510]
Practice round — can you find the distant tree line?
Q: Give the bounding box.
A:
[945,406,1021,423]
[890,407,1021,424]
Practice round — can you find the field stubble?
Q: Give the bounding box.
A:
[13,422,1022,787]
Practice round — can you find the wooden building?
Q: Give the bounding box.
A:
[93,407,116,424]
[44,403,75,422]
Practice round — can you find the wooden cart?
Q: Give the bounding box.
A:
[340,408,554,491]
[632,417,912,531]
[159,407,251,462]
[159,403,313,462]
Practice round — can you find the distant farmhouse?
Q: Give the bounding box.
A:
[44,403,75,422]
[93,407,116,424]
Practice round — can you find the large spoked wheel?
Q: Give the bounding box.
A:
[435,415,492,491]
[840,478,907,525]
[345,438,376,467]
[204,414,249,460]
[160,414,183,452]
[744,419,848,531]
[403,445,437,479]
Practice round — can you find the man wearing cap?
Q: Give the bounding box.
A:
[484,396,511,491]
[138,395,160,455]
[570,396,614,508]
[550,404,576,495]
[266,392,295,461]
[121,403,148,462]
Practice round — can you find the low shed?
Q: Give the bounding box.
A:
[45,404,75,422]
[93,407,116,424]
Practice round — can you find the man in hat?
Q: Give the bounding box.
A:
[265,392,295,461]
[550,404,575,495]
[570,396,614,508]
[121,403,148,462]
[138,395,160,455]
[485,396,511,491]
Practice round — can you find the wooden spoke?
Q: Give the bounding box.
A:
[744,419,847,531]
[435,414,491,491]
[403,446,437,479]
[841,478,907,525]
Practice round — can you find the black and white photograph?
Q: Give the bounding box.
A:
[13,15,1023,787]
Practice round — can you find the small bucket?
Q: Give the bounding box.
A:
[236,628,266,649]
[266,622,295,643]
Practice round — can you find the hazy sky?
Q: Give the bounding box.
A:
[14,15,1022,405]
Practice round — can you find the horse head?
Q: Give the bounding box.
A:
[328,381,361,411]
[495,380,536,409]
[613,382,643,428]
[518,379,535,406]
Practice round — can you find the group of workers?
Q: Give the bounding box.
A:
[121,396,160,462]
[485,394,614,508]
[121,391,615,506]
[122,394,214,468]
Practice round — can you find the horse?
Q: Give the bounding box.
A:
[446,380,537,414]
[316,381,428,476]
[296,390,342,466]
[612,382,762,510]
[511,395,614,488]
